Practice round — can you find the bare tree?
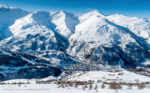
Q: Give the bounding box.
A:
[101,83,105,89]
[89,84,93,90]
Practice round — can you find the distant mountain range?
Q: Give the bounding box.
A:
[0,6,150,81]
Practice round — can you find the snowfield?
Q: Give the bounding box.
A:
[1,70,150,93]
[1,84,150,93]
[65,70,150,83]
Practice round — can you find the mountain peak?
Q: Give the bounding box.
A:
[89,10,99,13]
[88,10,105,17]
[55,10,66,15]
[53,10,73,17]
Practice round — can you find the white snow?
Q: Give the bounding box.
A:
[1,78,150,93]
[52,11,79,37]
[70,10,136,45]
[66,70,150,83]
[0,7,28,39]
[107,14,150,39]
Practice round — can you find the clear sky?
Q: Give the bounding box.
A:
[0,0,150,18]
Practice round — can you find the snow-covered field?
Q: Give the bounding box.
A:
[65,70,150,83]
[1,70,150,93]
[0,81,150,93]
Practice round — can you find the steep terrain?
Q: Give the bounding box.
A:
[0,6,28,40]
[0,48,62,81]
[67,10,150,68]
[0,6,150,81]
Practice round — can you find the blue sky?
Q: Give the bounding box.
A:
[0,0,150,18]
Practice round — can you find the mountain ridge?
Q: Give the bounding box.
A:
[0,6,150,81]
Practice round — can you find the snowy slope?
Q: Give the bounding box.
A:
[65,70,150,83]
[70,10,134,43]
[67,10,150,68]
[51,11,79,37]
[107,14,150,43]
[1,11,65,54]
[0,6,28,40]
[0,10,79,54]
[0,10,87,81]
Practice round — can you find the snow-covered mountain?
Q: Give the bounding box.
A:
[0,6,29,40]
[107,14,150,40]
[67,10,150,68]
[51,11,79,37]
[0,7,150,81]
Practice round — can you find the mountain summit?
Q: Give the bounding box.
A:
[0,8,150,80]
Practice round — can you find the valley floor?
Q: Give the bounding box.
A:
[0,83,150,93]
[1,69,150,93]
